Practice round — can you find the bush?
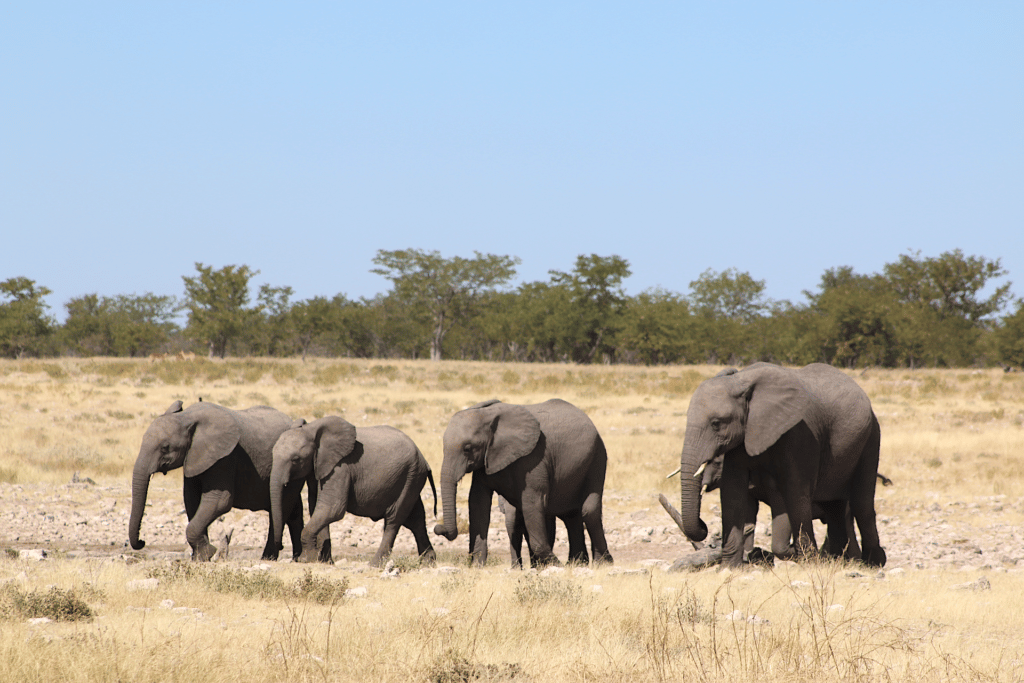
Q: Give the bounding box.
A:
[0,584,94,622]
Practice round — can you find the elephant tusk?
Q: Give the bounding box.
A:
[666,466,681,479]
[693,462,707,479]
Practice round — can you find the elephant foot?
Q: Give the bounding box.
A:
[318,539,334,564]
[261,546,281,562]
[297,547,319,564]
[745,547,774,567]
[863,546,887,568]
[419,548,437,566]
[592,550,613,566]
[191,542,217,562]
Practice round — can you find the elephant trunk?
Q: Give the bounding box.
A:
[270,467,290,552]
[679,447,709,543]
[128,458,152,550]
[433,459,465,541]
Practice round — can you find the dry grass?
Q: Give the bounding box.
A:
[1,358,1023,682]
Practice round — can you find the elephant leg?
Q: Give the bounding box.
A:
[719,450,749,567]
[742,486,759,561]
[299,488,344,564]
[183,459,235,562]
[524,514,556,568]
[521,490,559,567]
[371,517,402,568]
[581,491,612,564]
[501,498,525,568]
[850,425,886,567]
[186,488,233,562]
[774,430,818,559]
[401,498,436,565]
[306,479,333,563]
[818,500,857,560]
[467,475,493,566]
[561,511,589,565]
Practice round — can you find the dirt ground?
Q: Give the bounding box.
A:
[3,478,1024,573]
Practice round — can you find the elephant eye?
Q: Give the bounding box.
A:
[710,419,721,432]
[462,443,473,454]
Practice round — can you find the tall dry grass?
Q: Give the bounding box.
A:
[1,358,1023,682]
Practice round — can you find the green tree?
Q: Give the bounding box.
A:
[547,254,632,363]
[688,267,770,321]
[182,263,260,358]
[995,299,1024,369]
[618,288,693,364]
[884,249,1012,323]
[806,268,902,368]
[883,250,1012,366]
[62,293,179,356]
[250,285,294,356]
[687,268,770,364]
[370,249,520,361]
[0,277,54,358]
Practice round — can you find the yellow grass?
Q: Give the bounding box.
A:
[1,358,1023,682]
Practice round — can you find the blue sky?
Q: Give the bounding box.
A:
[3,3,1021,321]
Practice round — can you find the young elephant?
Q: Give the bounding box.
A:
[270,416,437,566]
[434,398,612,567]
[129,400,307,562]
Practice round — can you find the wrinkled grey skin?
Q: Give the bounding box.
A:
[271,416,437,567]
[129,401,304,562]
[678,363,886,568]
[434,399,612,567]
[697,450,893,563]
[498,495,588,568]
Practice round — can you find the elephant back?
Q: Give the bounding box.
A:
[236,406,294,478]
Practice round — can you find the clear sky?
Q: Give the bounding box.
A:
[3,3,1021,321]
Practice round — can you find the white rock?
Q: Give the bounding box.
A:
[127,578,159,591]
[591,585,604,593]
[28,617,52,625]
[345,586,368,598]
[19,549,47,561]
[541,566,565,576]
[159,599,175,609]
[431,607,451,616]
[790,580,810,589]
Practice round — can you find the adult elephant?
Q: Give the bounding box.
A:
[269,416,437,567]
[128,400,311,562]
[677,363,886,568]
[433,399,612,567]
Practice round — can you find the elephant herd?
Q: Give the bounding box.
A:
[127,362,887,570]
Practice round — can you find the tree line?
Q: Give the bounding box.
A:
[2,248,1022,369]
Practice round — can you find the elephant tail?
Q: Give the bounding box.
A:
[426,469,438,518]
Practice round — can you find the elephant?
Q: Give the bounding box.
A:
[677,363,886,568]
[129,400,312,562]
[497,495,589,568]
[433,398,612,567]
[672,448,894,562]
[270,416,437,567]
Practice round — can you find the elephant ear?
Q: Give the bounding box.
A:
[736,365,811,457]
[290,418,307,429]
[183,404,242,477]
[483,403,541,475]
[163,400,184,415]
[311,416,358,481]
[714,367,739,378]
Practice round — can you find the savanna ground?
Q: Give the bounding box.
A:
[1,357,1023,682]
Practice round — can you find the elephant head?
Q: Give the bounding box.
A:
[433,400,540,541]
[269,416,357,551]
[678,364,810,543]
[129,401,243,550]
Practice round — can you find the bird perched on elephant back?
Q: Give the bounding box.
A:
[270,416,437,567]
[129,401,310,562]
[434,398,612,567]
[677,363,886,568]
